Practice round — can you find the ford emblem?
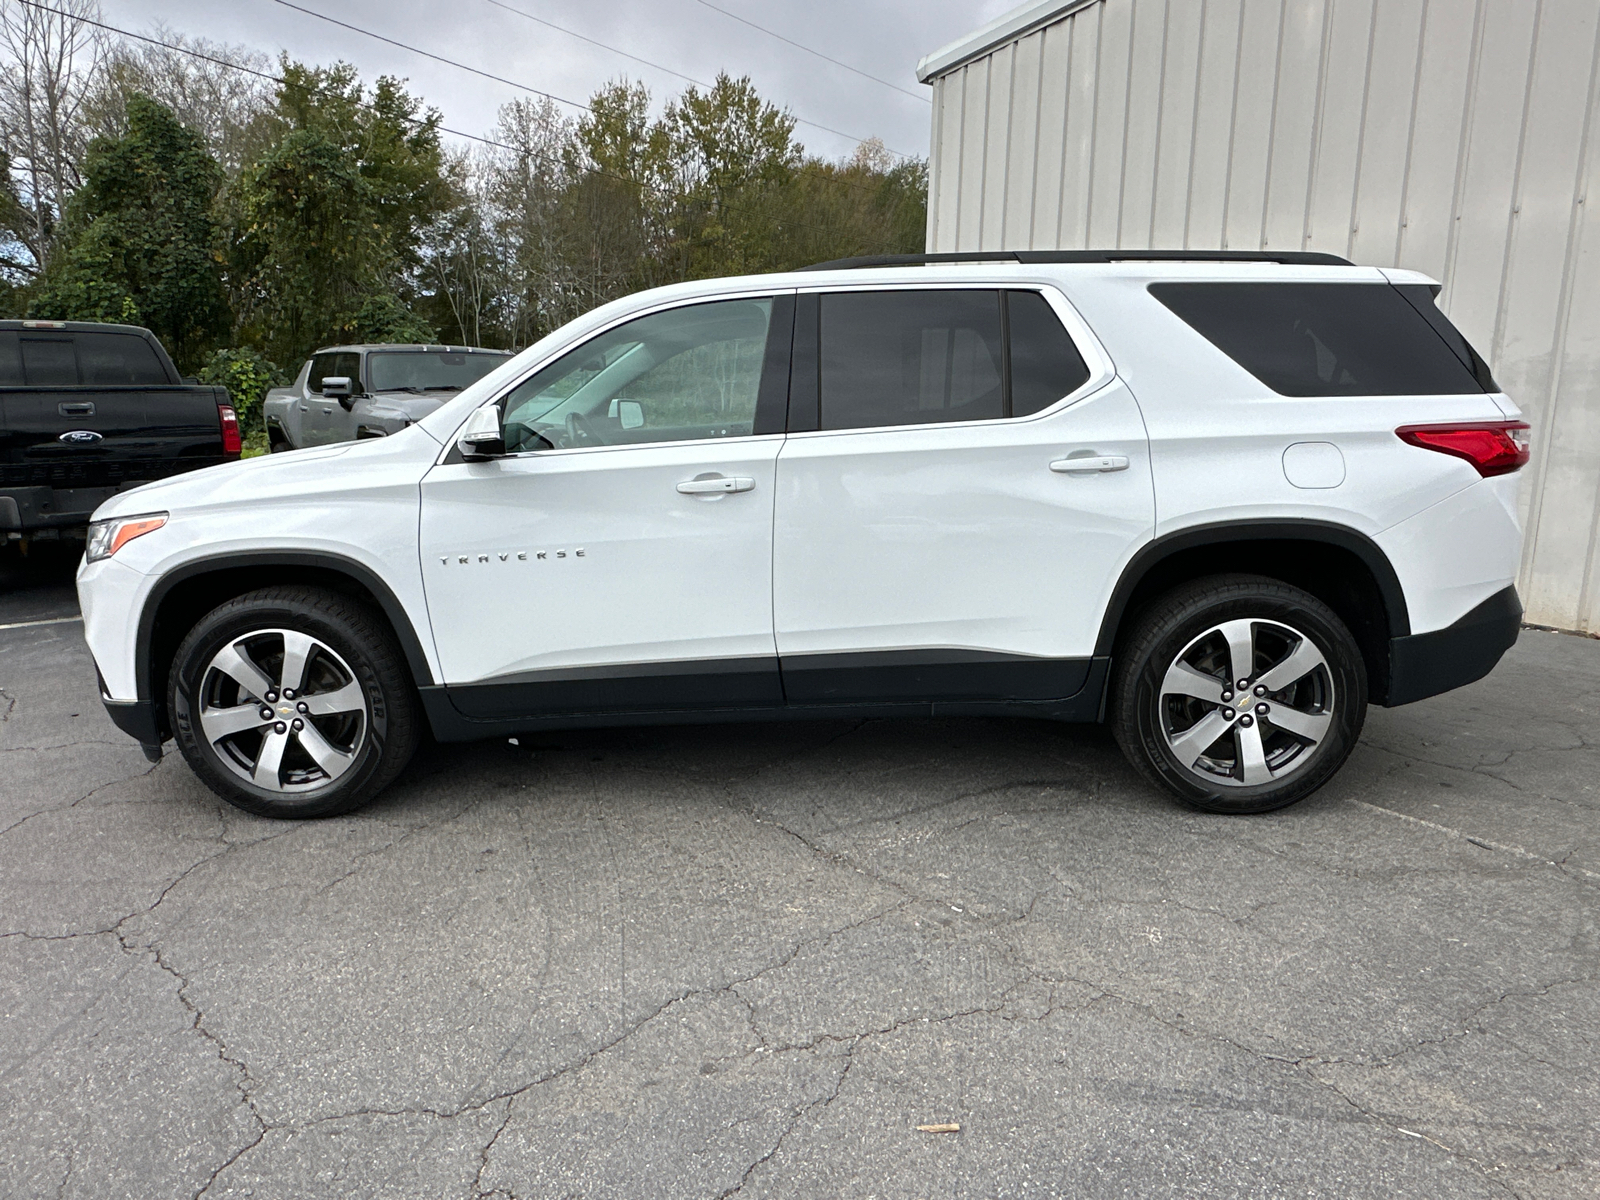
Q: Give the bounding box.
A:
[59,430,103,444]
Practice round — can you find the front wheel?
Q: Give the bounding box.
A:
[1111,575,1367,814]
[168,586,418,818]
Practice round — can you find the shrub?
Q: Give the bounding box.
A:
[198,347,284,432]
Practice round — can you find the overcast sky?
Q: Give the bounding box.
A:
[100,0,1016,162]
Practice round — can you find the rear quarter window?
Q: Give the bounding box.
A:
[1149,282,1489,397]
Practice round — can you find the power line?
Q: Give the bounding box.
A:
[273,0,917,158]
[269,0,593,111]
[480,0,709,90]
[475,0,916,158]
[688,0,929,105]
[9,0,521,153]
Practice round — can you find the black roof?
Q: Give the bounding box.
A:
[798,250,1355,271]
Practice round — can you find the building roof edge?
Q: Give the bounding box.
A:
[915,0,1102,83]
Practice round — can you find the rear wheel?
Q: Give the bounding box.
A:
[1111,575,1367,814]
[169,587,418,818]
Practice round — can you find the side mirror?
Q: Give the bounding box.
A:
[457,405,505,459]
[609,398,644,430]
[321,376,355,403]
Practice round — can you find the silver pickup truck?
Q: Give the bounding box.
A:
[263,343,512,450]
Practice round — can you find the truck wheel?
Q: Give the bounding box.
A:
[168,587,418,818]
[1111,575,1367,814]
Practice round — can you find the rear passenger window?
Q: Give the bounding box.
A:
[820,291,1004,430]
[75,332,169,385]
[813,289,1094,431]
[1150,282,1488,396]
[19,337,76,386]
[1006,290,1091,415]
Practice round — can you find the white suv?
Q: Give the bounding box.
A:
[77,252,1528,819]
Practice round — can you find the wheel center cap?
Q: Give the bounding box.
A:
[277,704,294,717]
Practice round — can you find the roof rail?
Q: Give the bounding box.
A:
[797,249,1355,271]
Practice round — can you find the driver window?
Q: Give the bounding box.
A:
[500,297,773,452]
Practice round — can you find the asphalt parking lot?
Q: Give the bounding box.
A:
[2,548,1597,1200]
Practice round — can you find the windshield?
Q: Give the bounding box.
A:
[368,350,510,393]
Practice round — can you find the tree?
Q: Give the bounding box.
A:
[658,73,802,278]
[81,25,273,176]
[446,76,926,351]
[228,61,457,365]
[29,93,229,368]
[0,0,104,276]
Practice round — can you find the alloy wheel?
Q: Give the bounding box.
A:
[1157,617,1335,788]
[196,629,368,793]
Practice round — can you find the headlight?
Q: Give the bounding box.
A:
[85,512,167,563]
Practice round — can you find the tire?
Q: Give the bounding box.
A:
[1111,574,1367,814]
[168,586,419,818]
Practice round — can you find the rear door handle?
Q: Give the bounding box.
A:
[1051,455,1129,474]
[677,476,755,494]
[58,401,94,417]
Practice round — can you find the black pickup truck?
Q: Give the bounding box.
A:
[1,319,240,549]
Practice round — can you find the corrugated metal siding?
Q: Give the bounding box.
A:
[925,0,1600,633]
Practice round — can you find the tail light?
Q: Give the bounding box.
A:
[1395,420,1529,477]
[218,404,242,457]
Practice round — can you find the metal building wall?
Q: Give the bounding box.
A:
[925,0,1600,633]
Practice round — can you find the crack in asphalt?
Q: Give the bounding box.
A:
[0,738,133,755]
[713,1045,856,1200]
[0,760,163,841]
[1343,795,1600,884]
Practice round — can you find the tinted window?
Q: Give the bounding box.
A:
[0,332,21,386]
[75,332,169,385]
[820,290,1004,430]
[501,298,773,451]
[20,337,77,386]
[368,350,511,393]
[1007,290,1091,415]
[1393,284,1498,392]
[309,352,362,393]
[1151,282,1487,396]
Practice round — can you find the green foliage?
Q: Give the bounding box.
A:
[227,61,457,367]
[28,95,229,370]
[197,346,284,431]
[346,292,435,344]
[441,74,928,350]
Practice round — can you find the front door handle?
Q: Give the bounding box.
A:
[1051,455,1129,474]
[677,476,755,494]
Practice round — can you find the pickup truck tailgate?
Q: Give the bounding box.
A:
[1,384,229,487]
